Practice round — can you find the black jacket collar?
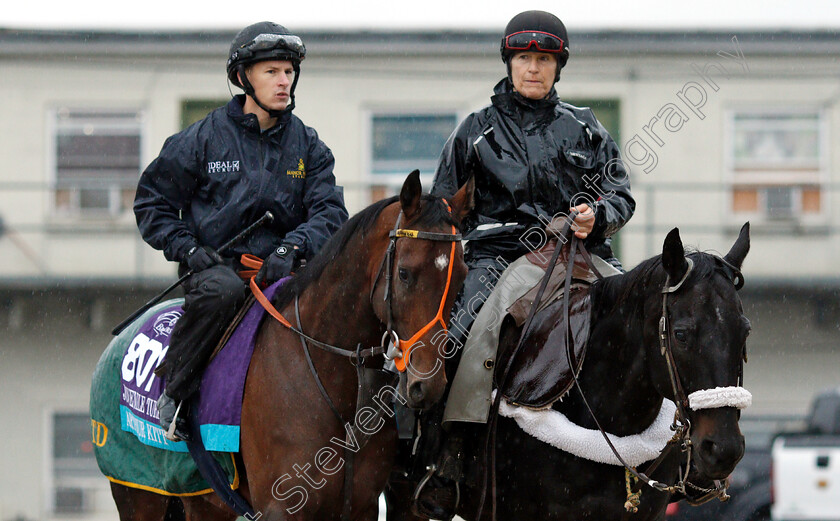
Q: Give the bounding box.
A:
[226,95,291,137]
[490,78,559,124]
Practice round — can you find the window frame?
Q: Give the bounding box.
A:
[44,407,113,517]
[48,106,146,218]
[364,109,461,202]
[725,107,829,224]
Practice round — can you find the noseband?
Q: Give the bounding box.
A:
[371,202,462,373]
[637,254,751,505]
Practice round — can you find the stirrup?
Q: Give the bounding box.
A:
[413,464,437,504]
[164,401,191,442]
[412,464,459,521]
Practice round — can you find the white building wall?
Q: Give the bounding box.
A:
[2,29,840,520]
[5,42,840,279]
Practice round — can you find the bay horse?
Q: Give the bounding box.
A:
[102,171,475,521]
[386,223,752,520]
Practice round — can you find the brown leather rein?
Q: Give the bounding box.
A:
[481,224,747,520]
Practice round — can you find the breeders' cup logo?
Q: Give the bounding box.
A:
[152,310,182,338]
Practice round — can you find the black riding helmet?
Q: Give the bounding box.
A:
[500,10,569,83]
[226,21,307,117]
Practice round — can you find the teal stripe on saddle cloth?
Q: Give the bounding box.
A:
[90,299,238,495]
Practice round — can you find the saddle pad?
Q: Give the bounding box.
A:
[117,279,285,453]
[90,300,238,495]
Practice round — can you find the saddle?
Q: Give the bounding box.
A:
[501,239,599,409]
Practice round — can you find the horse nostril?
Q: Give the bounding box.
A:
[409,381,426,405]
[701,435,745,469]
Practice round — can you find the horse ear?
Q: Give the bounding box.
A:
[448,175,475,224]
[400,170,422,220]
[661,227,688,283]
[723,222,750,269]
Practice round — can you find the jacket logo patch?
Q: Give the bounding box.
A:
[287,159,306,179]
[567,150,589,161]
[207,160,240,174]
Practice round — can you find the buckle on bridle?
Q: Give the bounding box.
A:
[382,330,402,360]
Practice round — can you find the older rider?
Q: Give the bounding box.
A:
[416,10,635,518]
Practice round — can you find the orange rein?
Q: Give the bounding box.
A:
[240,253,294,329]
[244,201,461,373]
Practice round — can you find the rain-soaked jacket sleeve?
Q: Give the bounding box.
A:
[281,135,348,259]
[587,114,635,240]
[134,133,202,263]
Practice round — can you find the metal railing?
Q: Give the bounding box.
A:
[1,180,838,284]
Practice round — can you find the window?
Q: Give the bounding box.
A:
[729,111,826,221]
[369,113,458,200]
[50,412,105,514]
[52,108,143,216]
[181,99,227,130]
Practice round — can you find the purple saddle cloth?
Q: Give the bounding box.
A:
[118,280,286,453]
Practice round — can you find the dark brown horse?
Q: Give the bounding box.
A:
[102,171,475,520]
[386,223,752,520]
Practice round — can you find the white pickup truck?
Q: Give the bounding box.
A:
[771,387,840,521]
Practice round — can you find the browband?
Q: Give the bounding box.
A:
[391,229,462,241]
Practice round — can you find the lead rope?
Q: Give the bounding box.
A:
[625,468,642,513]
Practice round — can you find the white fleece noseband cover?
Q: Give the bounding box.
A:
[688,386,752,410]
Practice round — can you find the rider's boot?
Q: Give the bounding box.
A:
[156,392,191,442]
[413,422,465,520]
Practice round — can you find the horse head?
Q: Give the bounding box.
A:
[649,223,751,481]
[370,171,474,409]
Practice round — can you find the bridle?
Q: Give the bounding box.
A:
[251,200,461,371]
[574,249,750,506]
[481,231,751,520]
[370,203,462,373]
[247,199,461,521]
[643,254,749,505]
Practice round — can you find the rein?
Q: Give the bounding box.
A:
[573,251,749,506]
[481,230,749,520]
[246,204,461,367]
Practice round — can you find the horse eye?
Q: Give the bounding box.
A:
[398,267,410,284]
[674,330,688,343]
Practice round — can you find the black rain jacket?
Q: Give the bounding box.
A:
[134,95,348,268]
[432,79,635,260]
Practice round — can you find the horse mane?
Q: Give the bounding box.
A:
[597,247,731,309]
[272,193,457,310]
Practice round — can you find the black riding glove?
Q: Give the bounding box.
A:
[185,246,223,272]
[255,243,299,287]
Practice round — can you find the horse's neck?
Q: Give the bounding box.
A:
[568,276,663,436]
[296,247,384,350]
